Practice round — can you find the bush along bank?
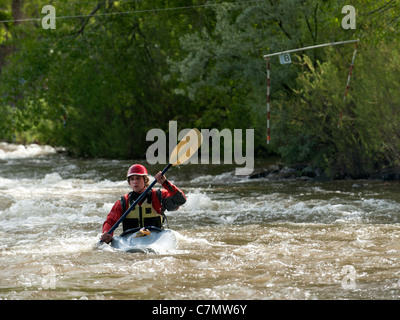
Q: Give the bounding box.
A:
[249,163,400,182]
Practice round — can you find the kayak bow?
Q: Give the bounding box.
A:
[110,226,178,253]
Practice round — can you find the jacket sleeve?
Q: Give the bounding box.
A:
[159,180,186,211]
[102,200,123,235]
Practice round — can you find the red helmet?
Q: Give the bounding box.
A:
[127,164,148,178]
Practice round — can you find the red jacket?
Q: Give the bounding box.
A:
[102,180,186,235]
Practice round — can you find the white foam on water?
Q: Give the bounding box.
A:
[0,170,118,261]
[171,186,400,228]
[0,143,57,159]
[189,171,246,185]
[2,152,400,299]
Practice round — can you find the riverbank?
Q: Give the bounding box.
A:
[1,142,400,300]
[249,162,400,182]
[1,142,399,182]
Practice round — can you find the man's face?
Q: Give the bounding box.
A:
[128,175,145,193]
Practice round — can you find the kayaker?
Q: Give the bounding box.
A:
[100,164,186,244]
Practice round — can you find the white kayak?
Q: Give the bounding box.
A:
[110,226,178,253]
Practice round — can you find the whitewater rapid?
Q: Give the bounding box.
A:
[1,143,400,299]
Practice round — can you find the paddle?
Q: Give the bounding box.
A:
[98,128,203,245]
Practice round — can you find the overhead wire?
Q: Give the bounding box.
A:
[0,0,265,24]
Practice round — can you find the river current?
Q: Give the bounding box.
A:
[1,143,400,300]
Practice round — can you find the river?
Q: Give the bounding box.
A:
[1,143,400,300]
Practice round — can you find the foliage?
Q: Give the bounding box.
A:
[0,0,400,178]
[273,1,400,178]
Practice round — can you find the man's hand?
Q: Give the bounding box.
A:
[154,171,167,184]
[100,233,113,244]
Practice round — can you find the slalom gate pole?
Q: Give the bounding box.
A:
[266,57,271,144]
[338,41,358,127]
[262,39,359,140]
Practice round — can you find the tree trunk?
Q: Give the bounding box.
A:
[11,0,23,25]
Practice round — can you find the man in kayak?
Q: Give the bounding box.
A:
[100,164,186,244]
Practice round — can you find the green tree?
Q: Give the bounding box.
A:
[274,0,400,178]
[1,0,400,179]
[171,0,348,156]
[0,0,209,157]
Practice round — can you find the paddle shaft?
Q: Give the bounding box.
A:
[101,163,172,241]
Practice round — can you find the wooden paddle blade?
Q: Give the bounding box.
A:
[169,128,203,166]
